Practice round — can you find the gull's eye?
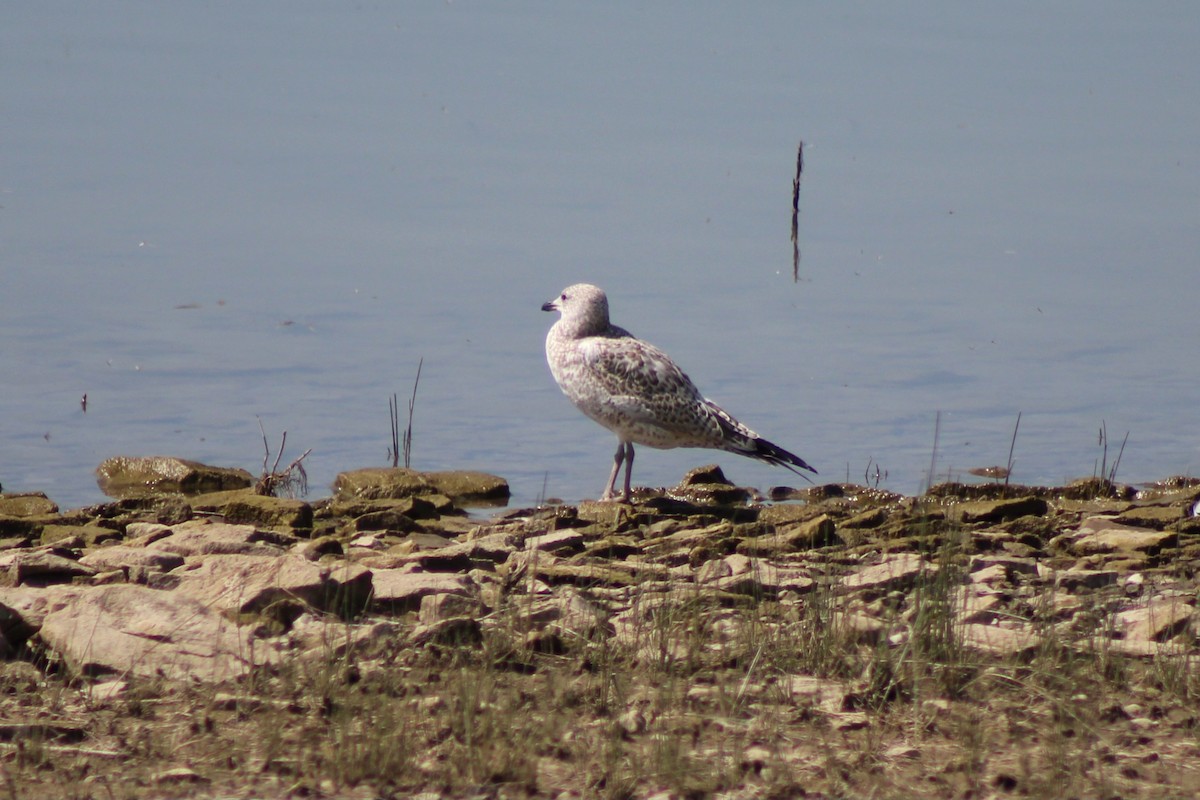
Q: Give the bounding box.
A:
[561,293,568,301]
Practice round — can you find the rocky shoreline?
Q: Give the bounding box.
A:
[1,456,1198,798]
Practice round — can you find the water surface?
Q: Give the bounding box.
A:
[3,4,1198,509]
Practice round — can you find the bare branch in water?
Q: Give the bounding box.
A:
[255,417,311,498]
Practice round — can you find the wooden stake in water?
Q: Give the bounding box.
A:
[791,140,804,281]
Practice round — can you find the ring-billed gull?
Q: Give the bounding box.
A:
[542,283,817,501]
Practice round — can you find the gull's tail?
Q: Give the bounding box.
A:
[751,436,818,478]
[705,400,818,482]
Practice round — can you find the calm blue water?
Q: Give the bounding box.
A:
[3,3,1198,510]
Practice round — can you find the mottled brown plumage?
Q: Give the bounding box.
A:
[542,283,816,501]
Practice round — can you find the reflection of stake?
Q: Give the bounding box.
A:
[791,141,804,281]
[792,140,803,213]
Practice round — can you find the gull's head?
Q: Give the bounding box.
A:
[542,283,610,333]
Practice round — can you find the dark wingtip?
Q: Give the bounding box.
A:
[754,437,818,477]
[705,400,817,479]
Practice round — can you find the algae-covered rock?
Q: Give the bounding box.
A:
[957,496,1049,524]
[1113,505,1187,530]
[349,509,422,534]
[0,493,58,517]
[740,513,839,555]
[1060,478,1137,501]
[39,523,121,548]
[96,456,253,499]
[189,489,313,531]
[670,482,755,505]
[671,464,756,503]
[332,468,432,500]
[331,496,442,521]
[421,470,510,505]
[332,468,509,506]
[678,464,731,486]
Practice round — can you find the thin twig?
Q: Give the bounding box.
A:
[925,411,942,494]
[403,357,423,469]
[735,640,766,705]
[258,416,270,475]
[271,431,286,475]
[1109,431,1129,484]
[388,393,400,468]
[1004,411,1022,489]
[1098,421,1109,483]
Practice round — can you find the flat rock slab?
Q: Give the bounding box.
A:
[960,623,1040,657]
[1053,568,1119,591]
[531,560,671,589]
[525,530,587,554]
[0,551,96,586]
[969,555,1039,577]
[0,585,87,639]
[79,546,185,574]
[38,584,270,681]
[953,589,1004,624]
[173,554,372,616]
[1069,519,1178,556]
[786,675,856,714]
[698,554,791,598]
[958,496,1048,524]
[145,519,281,557]
[1116,597,1196,643]
[369,570,473,612]
[1113,505,1187,529]
[840,553,930,594]
[289,615,403,660]
[360,541,477,573]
